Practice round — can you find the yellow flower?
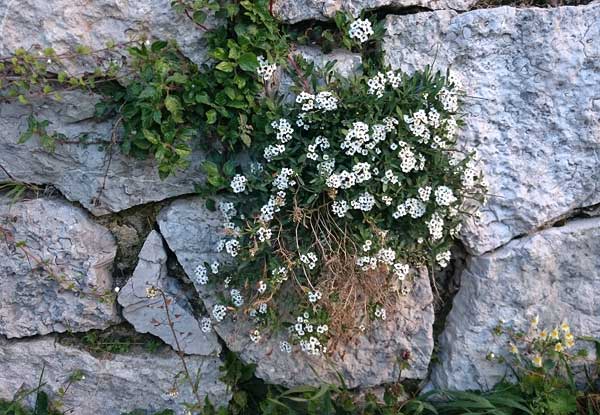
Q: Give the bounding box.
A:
[539,329,548,340]
[531,314,539,327]
[565,333,575,348]
[550,328,560,340]
[532,354,543,367]
[560,321,570,334]
[554,342,564,353]
[509,342,518,354]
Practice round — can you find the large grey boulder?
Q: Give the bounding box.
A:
[0,91,203,215]
[384,4,600,255]
[0,336,230,415]
[272,0,477,24]
[118,230,221,356]
[158,197,435,388]
[431,217,600,391]
[0,0,211,70]
[0,196,119,337]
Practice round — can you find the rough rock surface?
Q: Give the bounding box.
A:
[0,196,119,338]
[158,197,435,388]
[431,217,600,391]
[0,336,230,415]
[0,0,211,70]
[0,91,204,215]
[384,4,600,255]
[273,0,477,23]
[118,230,221,356]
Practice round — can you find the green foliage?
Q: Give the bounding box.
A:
[96,40,201,178]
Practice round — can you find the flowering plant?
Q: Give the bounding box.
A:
[490,316,600,415]
[196,64,487,356]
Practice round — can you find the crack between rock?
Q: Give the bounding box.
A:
[0,163,16,181]
[473,201,600,257]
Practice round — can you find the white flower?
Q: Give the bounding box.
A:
[194,264,208,285]
[350,192,376,212]
[405,198,426,218]
[308,290,322,303]
[210,261,220,274]
[225,239,240,257]
[314,91,338,112]
[250,329,261,343]
[230,174,247,193]
[436,250,451,268]
[418,186,432,202]
[367,72,387,98]
[300,252,318,270]
[427,213,444,241]
[374,306,386,320]
[230,289,244,307]
[435,186,457,206]
[257,280,267,294]
[257,55,277,81]
[200,317,212,333]
[348,18,373,44]
[257,226,272,242]
[212,304,227,322]
[331,200,349,218]
[280,341,292,353]
[393,263,410,280]
[258,303,268,314]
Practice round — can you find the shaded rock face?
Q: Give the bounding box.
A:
[0,196,119,338]
[430,217,600,391]
[272,0,477,23]
[118,230,221,356]
[0,336,230,415]
[0,91,204,215]
[383,4,600,255]
[158,197,435,388]
[0,0,210,70]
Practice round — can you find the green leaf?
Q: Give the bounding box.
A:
[164,95,183,123]
[206,109,217,124]
[216,61,235,73]
[238,52,259,72]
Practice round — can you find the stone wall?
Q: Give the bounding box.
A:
[0,0,599,412]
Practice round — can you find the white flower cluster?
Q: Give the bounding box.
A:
[296,91,339,113]
[257,55,277,81]
[194,264,208,285]
[427,213,444,241]
[436,250,451,268]
[257,226,272,242]
[213,304,227,322]
[230,288,244,307]
[300,252,318,270]
[272,118,294,143]
[350,191,376,211]
[250,329,261,343]
[374,306,386,320]
[307,290,322,303]
[230,174,247,193]
[292,312,328,356]
[367,71,401,98]
[279,340,292,353]
[348,18,373,44]
[200,317,212,333]
[435,186,457,206]
[272,167,295,190]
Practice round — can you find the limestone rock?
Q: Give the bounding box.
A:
[0,91,204,215]
[383,4,600,255]
[272,0,477,24]
[0,336,230,415]
[158,197,435,388]
[430,217,600,391]
[0,0,211,70]
[0,196,119,338]
[118,231,221,356]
